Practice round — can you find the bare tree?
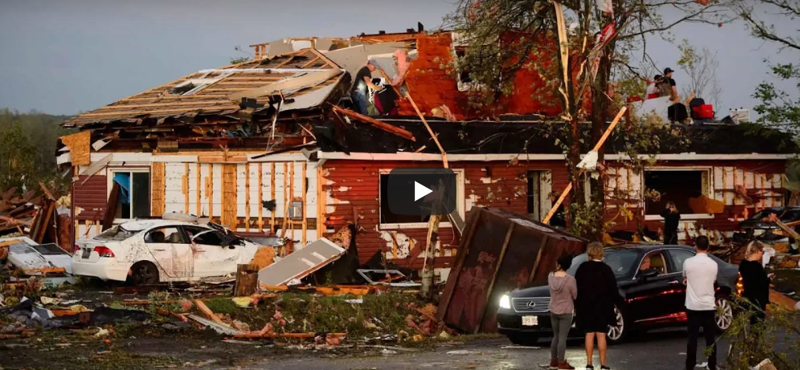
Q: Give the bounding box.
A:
[677,39,723,107]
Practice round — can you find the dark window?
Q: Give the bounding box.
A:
[644,170,707,215]
[184,226,225,246]
[145,227,185,244]
[527,171,541,218]
[668,249,695,272]
[455,47,473,84]
[114,171,150,219]
[379,174,431,224]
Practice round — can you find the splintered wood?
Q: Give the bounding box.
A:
[151,162,166,217]
[60,131,91,166]
[222,164,238,229]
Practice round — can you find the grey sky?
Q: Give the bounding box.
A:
[0,0,796,116]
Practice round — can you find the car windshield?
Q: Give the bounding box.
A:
[749,209,800,222]
[94,225,140,241]
[566,249,640,279]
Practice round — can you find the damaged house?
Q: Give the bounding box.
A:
[60,28,797,281]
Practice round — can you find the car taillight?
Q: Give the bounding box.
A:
[94,246,115,258]
[736,272,744,297]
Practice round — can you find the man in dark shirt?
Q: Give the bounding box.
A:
[659,67,678,101]
[351,60,381,115]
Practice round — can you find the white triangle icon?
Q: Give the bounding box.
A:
[414,181,432,202]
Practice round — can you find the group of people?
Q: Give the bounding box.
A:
[547,236,772,370]
[547,242,622,370]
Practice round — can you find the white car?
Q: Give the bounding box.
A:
[72,220,260,285]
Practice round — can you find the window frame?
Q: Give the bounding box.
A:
[108,168,151,223]
[642,167,715,221]
[377,168,465,230]
[666,248,696,274]
[144,226,187,244]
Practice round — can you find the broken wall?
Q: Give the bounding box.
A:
[320,159,570,268]
[70,152,319,245]
[602,160,787,243]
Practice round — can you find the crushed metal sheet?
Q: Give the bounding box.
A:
[356,269,421,287]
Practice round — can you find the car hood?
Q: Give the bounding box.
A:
[509,284,550,298]
[738,220,778,229]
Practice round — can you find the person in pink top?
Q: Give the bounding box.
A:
[549,254,578,370]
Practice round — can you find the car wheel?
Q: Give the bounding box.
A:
[129,261,159,286]
[508,333,540,346]
[607,306,628,344]
[715,296,734,332]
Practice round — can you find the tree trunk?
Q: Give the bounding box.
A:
[588,39,615,241]
[234,264,259,296]
[420,215,440,299]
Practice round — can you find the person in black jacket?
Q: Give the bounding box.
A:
[739,241,772,323]
[661,201,680,244]
[575,242,623,370]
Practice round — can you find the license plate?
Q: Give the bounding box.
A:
[82,248,91,259]
[522,316,538,326]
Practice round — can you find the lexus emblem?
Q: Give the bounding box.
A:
[526,301,537,308]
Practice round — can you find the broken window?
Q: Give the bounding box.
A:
[112,171,150,220]
[379,170,464,227]
[145,227,185,244]
[184,226,225,246]
[454,47,473,84]
[644,169,710,215]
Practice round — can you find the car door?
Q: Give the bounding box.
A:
[624,251,680,325]
[666,248,697,316]
[143,226,192,280]
[183,226,239,278]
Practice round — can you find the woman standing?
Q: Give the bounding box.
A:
[549,255,577,370]
[575,242,622,370]
[661,201,681,244]
[739,241,771,322]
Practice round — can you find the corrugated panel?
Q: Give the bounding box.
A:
[74,175,108,221]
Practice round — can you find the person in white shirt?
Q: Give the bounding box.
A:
[682,236,718,370]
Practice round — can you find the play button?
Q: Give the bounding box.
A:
[414,181,432,202]
[386,167,456,216]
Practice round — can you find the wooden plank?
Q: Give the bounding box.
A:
[96,100,243,110]
[289,162,295,238]
[79,105,240,117]
[39,182,56,201]
[271,163,276,232]
[317,165,325,239]
[302,162,307,246]
[102,182,120,231]
[208,164,214,222]
[221,164,238,229]
[196,163,202,216]
[151,162,166,217]
[332,105,416,142]
[300,56,321,69]
[475,223,515,334]
[194,300,228,326]
[258,163,263,233]
[245,163,251,232]
[281,163,289,241]
[183,163,190,215]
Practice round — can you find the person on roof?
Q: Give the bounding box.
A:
[351,59,382,115]
[646,74,662,99]
[657,68,678,101]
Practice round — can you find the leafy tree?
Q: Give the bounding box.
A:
[230,56,250,64]
[0,109,73,192]
[730,0,800,131]
[446,0,731,238]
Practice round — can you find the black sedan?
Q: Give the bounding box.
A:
[496,245,741,345]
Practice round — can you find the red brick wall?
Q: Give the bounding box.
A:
[322,160,571,267]
[395,33,581,120]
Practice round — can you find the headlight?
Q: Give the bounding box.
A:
[499,294,511,309]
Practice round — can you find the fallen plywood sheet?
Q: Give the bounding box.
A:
[257,238,346,287]
[79,154,113,185]
[688,195,725,214]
